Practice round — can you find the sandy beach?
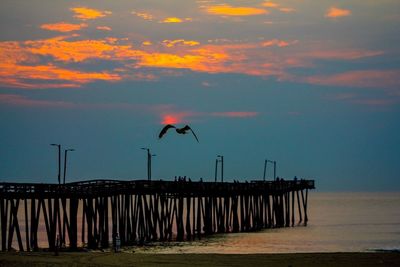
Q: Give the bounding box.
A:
[1,252,399,267]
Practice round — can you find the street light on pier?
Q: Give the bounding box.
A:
[141,148,156,181]
[63,149,75,184]
[214,158,220,182]
[217,155,224,182]
[50,144,61,184]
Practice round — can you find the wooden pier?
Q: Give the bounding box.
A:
[0,178,315,251]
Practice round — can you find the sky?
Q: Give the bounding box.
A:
[0,0,399,191]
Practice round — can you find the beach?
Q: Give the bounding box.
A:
[1,252,400,267]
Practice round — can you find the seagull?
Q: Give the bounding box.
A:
[158,124,199,142]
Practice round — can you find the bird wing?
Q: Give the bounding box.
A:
[182,125,199,142]
[159,124,176,139]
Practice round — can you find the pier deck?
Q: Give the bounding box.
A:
[0,179,315,251]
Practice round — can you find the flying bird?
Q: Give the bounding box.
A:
[158,124,199,142]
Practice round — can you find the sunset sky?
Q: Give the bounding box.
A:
[0,0,399,191]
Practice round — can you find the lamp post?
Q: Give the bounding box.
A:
[63,149,75,184]
[50,144,61,184]
[217,155,224,182]
[141,148,155,181]
[214,158,219,182]
[263,160,267,181]
[264,159,277,181]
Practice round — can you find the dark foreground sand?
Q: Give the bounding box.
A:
[1,252,400,267]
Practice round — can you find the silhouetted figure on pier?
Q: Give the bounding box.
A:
[158,124,199,142]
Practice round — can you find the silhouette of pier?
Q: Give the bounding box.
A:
[0,178,315,251]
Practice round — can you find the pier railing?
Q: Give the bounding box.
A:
[0,178,315,251]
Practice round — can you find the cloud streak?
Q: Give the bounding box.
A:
[306,70,400,89]
[40,22,87,32]
[325,7,351,18]
[206,4,267,16]
[71,7,111,20]
[160,17,192,23]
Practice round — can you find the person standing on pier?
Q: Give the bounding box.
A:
[115,233,121,253]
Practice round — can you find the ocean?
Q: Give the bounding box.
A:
[137,192,400,253]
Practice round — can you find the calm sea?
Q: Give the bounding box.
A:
[138,192,400,253]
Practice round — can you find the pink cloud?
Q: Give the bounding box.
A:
[306,70,400,89]
[0,94,75,107]
[96,26,112,31]
[262,39,298,48]
[211,111,259,118]
[351,98,398,106]
[306,49,384,60]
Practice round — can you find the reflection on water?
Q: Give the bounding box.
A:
[133,192,400,253]
[6,192,400,253]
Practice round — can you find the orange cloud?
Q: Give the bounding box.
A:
[162,39,200,47]
[261,1,295,13]
[142,41,152,46]
[262,2,279,8]
[71,7,111,20]
[325,7,351,18]
[96,26,112,31]
[306,70,400,89]
[0,62,120,89]
[160,17,192,23]
[40,22,87,32]
[206,4,267,16]
[262,39,298,47]
[24,36,134,62]
[211,111,258,118]
[132,11,153,21]
[0,40,121,88]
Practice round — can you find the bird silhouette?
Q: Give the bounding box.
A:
[158,124,199,142]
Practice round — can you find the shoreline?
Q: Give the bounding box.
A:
[1,252,400,267]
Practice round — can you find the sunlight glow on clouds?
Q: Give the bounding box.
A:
[162,39,200,47]
[262,39,298,48]
[162,114,183,124]
[132,11,154,21]
[40,22,87,32]
[71,7,112,20]
[160,17,192,23]
[0,33,390,91]
[142,41,153,46]
[262,1,295,13]
[325,7,351,18]
[96,26,112,31]
[262,2,279,8]
[206,4,267,16]
[160,110,259,124]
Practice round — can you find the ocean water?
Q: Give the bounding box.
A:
[136,192,400,253]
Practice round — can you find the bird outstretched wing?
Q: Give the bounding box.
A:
[159,124,176,139]
[182,125,199,142]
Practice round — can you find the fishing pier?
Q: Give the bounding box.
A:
[0,179,315,251]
